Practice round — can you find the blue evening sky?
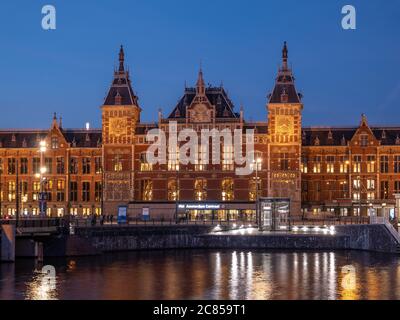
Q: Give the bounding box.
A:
[0,0,399,129]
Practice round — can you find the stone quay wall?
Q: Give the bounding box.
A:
[51,224,400,256]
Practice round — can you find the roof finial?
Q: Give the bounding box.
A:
[53,112,57,120]
[119,45,125,72]
[196,63,205,95]
[282,41,288,70]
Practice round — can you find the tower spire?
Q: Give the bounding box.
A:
[196,65,205,95]
[119,45,125,72]
[282,41,288,70]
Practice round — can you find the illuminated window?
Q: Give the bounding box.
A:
[326,156,335,173]
[194,179,207,201]
[353,192,360,201]
[301,156,308,173]
[380,181,389,199]
[195,145,207,171]
[168,179,178,201]
[57,180,65,202]
[222,144,234,171]
[95,182,102,202]
[95,157,102,174]
[140,153,153,172]
[33,182,40,201]
[8,181,16,201]
[313,156,321,173]
[367,155,376,173]
[141,180,153,201]
[249,178,260,201]
[221,179,234,201]
[353,155,361,173]
[339,156,349,173]
[353,179,360,189]
[367,192,375,200]
[114,155,123,172]
[168,149,180,171]
[367,179,375,190]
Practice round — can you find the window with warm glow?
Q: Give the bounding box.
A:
[141,180,153,201]
[168,179,178,201]
[194,179,207,201]
[140,153,153,172]
[221,178,234,201]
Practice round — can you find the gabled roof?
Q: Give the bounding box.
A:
[103,46,139,106]
[168,86,239,119]
[268,42,302,104]
[302,126,400,147]
[0,127,102,149]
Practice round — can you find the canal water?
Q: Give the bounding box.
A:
[1,250,400,300]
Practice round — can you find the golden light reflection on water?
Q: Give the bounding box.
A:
[25,268,58,300]
[3,251,400,300]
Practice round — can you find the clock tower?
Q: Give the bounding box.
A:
[267,42,303,216]
[101,46,141,214]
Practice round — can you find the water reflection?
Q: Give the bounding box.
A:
[1,250,400,300]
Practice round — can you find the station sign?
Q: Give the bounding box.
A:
[177,203,223,210]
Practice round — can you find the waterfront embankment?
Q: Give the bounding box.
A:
[38,223,400,257]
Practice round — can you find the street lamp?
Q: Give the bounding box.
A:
[38,140,47,217]
[254,158,262,230]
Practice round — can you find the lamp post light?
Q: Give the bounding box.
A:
[254,158,262,230]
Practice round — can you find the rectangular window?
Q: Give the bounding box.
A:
[326,156,335,173]
[95,157,102,174]
[367,179,375,190]
[20,158,28,174]
[82,182,90,202]
[395,156,400,174]
[395,181,400,194]
[70,158,78,174]
[279,153,289,171]
[353,192,360,201]
[367,155,376,173]
[51,137,59,149]
[353,179,360,190]
[44,179,53,201]
[8,158,16,175]
[380,181,389,199]
[33,182,40,201]
[95,182,102,202]
[380,156,389,173]
[56,157,65,174]
[8,181,16,201]
[70,182,78,202]
[353,155,361,173]
[339,156,349,173]
[313,156,321,173]
[141,180,153,201]
[82,158,91,174]
[33,158,40,174]
[57,180,65,202]
[140,153,153,172]
[45,158,53,174]
[222,145,234,171]
[301,156,308,173]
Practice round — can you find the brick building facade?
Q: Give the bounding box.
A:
[0,43,398,220]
